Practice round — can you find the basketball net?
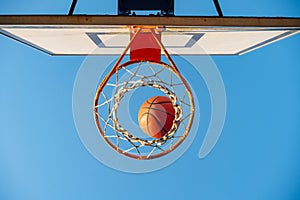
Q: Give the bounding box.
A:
[94,27,194,159]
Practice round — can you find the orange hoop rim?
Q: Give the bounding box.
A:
[93,59,195,159]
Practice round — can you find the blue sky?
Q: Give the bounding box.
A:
[1,0,300,200]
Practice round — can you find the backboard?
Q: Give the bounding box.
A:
[0,16,299,56]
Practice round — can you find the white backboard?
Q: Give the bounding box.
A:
[0,16,299,56]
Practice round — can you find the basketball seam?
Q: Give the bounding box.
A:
[148,112,168,135]
[146,101,173,105]
[146,96,160,137]
[141,106,175,117]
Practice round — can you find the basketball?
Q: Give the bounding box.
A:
[138,96,175,139]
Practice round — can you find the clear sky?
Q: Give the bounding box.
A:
[1,0,300,200]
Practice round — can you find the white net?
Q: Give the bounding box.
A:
[94,60,194,159]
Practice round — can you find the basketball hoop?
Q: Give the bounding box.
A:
[94,27,194,159]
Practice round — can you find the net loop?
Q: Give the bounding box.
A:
[94,60,194,159]
[112,79,182,146]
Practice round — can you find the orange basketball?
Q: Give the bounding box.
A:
[138,96,175,139]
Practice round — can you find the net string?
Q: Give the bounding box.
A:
[94,61,193,158]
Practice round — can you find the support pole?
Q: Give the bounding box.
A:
[68,0,78,15]
[213,0,223,17]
